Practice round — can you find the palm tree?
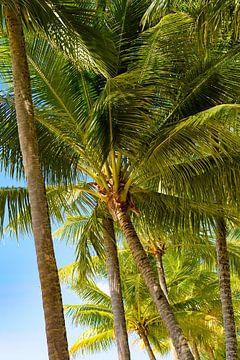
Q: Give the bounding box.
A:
[215,216,238,359]
[0,7,195,358]
[102,215,131,359]
[61,246,240,359]
[0,1,118,359]
[59,249,168,360]
[142,5,240,356]
[2,5,240,359]
[140,4,240,357]
[4,3,69,359]
[58,211,240,359]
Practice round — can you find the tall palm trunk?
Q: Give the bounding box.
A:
[154,248,168,299]
[102,217,131,360]
[154,248,179,360]
[5,5,69,360]
[114,209,193,360]
[215,217,238,360]
[207,346,215,360]
[138,330,156,360]
[191,342,200,360]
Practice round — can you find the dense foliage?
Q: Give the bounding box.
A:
[1,1,240,359]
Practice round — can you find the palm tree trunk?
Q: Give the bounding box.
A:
[207,346,215,360]
[102,217,131,360]
[154,250,179,360]
[154,249,168,299]
[115,209,193,360]
[138,331,156,360]
[215,217,238,360]
[5,5,69,360]
[191,341,200,360]
[173,351,179,360]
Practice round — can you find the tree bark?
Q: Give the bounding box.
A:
[115,209,193,360]
[154,250,179,360]
[5,5,69,360]
[207,347,215,360]
[102,217,131,360]
[191,341,200,360]
[154,249,168,300]
[173,350,179,360]
[138,330,156,360]
[215,217,238,360]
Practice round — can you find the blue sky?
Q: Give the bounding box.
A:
[0,174,172,360]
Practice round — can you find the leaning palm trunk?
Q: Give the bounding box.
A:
[5,5,69,360]
[102,217,131,360]
[113,208,193,360]
[215,217,238,360]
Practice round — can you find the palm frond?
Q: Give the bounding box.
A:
[0,187,29,237]
[69,328,114,357]
[65,303,113,327]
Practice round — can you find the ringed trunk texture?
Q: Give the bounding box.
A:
[115,210,193,360]
[6,5,69,360]
[215,217,238,360]
[102,217,131,360]
[139,331,156,360]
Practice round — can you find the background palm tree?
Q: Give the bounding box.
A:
[57,209,240,359]
[60,245,240,359]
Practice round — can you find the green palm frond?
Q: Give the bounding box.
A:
[23,0,117,77]
[130,104,240,194]
[58,261,77,284]
[65,303,113,327]
[2,183,97,236]
[137,12,195,81]
[55,209,105,281]
[106,0,151,66]
[0,93,24,179]
[149,104,240,163]
[69,328,114,357]
[0,187,29,236]
[142,0,240,45]
[148,153,240,208]
[85,73,155,164]
[132,190,235,236]
[63,243,236,358]
[1,1,115,77]
[74,281,111,306]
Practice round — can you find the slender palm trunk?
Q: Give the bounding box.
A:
[215,217,238,360]
[5,5,69,360]
[115,209,193,360]
[191,342,200,360]
[207,347,215,360]
[154,249,168,299]
[102,217,131,360]
[154,249,179,360]
[138,330,156,360]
